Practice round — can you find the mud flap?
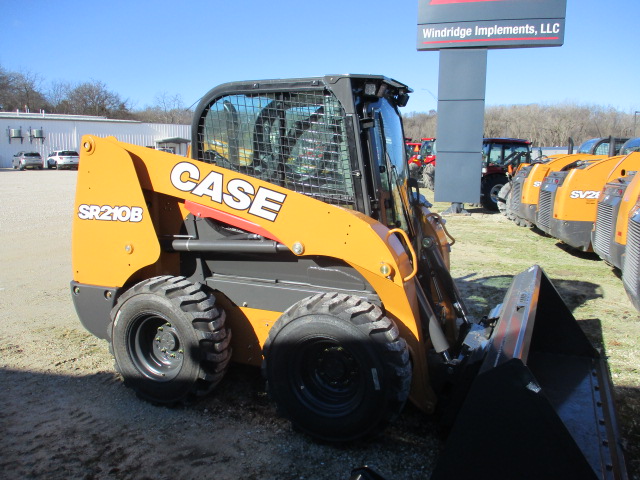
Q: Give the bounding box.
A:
[431,266,627,480]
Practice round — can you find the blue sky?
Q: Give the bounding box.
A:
[1,0,638,114]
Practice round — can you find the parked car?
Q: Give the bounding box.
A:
[12,152,43,170]
[47,150,80,170]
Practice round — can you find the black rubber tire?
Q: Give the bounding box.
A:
[480,174,505,211]
[262,293,411,442]
[109,276,231,405]
[408,162,422,180]
[497,182,512,216]
[514,215,533,228]
[422,164,435,191]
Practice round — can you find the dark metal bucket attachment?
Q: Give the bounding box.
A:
[432,266,627,480]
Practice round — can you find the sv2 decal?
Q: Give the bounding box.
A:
[569,190,600,200]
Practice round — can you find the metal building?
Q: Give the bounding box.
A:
[1,111,190,168]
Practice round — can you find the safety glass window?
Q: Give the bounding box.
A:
[198,91,355,207]
[483,144,503,165]
[369,99,410,231]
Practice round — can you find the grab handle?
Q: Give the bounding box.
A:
[386,228,418,282]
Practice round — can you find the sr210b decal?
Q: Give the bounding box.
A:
[78,204,144,222]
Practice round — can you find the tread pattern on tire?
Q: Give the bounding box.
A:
[422,164,435,191]
[497,182,511,216]
[481,174,505,211]
[109,275,231,403]
[263,293,411,439]
[502,179,534,227]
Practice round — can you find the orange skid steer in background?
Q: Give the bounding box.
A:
[70,75,627,479]
[536,152,640,252]
[594,170,640,312]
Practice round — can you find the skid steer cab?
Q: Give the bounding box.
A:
[71,75,627,479]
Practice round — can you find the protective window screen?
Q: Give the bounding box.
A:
[197,90,355,207]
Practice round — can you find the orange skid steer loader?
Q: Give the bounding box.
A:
[70,75,626,479]
[536,152,640,252]
[623,194,640,311]
[593,172,639,271]
[593,170,640,311]
[509,153,606,227]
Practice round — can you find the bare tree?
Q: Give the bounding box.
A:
[15,71,49,112]
[0,65,11,111]
[2,63,638,135]
[133,91,192,124]
[0,67,49,112]
[46,81,74,113]
[403,110,437,141]
[404,103,637,150]
[64,80,133,118]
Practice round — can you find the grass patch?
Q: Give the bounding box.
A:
[426,192,640,478]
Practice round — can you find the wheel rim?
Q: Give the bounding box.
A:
[489,183,504,204]
[291,338,365,417]
[127,312,184,382]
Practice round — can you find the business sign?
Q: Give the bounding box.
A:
[417,0,566,50]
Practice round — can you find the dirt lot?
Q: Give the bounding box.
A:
[0,169,638,479]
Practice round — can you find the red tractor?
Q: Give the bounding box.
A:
[420,138,532,211]
[480,138,532,211]
[405,139,422,169]
[409,138,437,188]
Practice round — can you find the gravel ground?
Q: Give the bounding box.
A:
[1,168,635,479]
[0,169,440,480]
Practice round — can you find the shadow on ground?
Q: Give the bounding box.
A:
[454,272,638,479]
[455,272,603,317]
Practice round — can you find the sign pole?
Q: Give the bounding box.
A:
[416,0,567,210]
